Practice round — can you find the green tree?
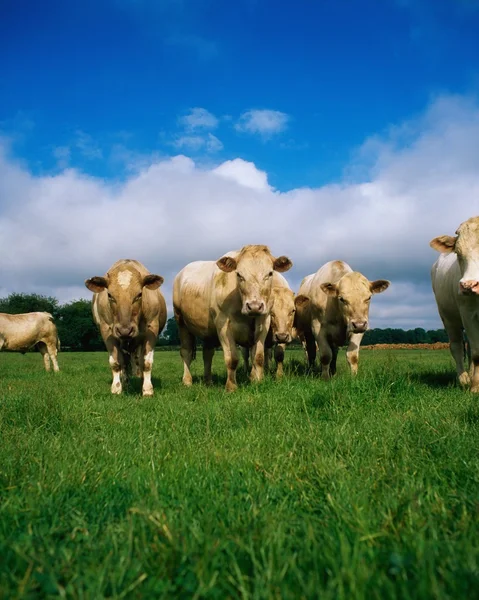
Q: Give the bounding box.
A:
[158,317,180,347]
[57,300,103,351]
[0,293,59,317]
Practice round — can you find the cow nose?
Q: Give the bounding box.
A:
[115,325,134,338]
[460,280,479,294]
[275,333,289,343]
[246,301,265,314]
[352,321,368,332]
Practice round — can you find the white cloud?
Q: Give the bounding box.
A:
[235,109,289,138]
[213,159,270,191]
[75,130,103,160]
[178,107,219,131]
[1,94,479,328]
[172,132,223,153]
[52,146,71,169]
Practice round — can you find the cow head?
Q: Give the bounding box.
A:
[216,245,293,316]
[430,216,479,295]
[320,272,390,334]
[85,267,164,339]
[270,286,296,343]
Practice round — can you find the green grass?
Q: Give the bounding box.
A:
[0,348,478,599]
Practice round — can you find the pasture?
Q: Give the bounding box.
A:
[1,348,478,599]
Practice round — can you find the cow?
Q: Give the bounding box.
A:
[0,312,60,372]
[294,260,390,379]
[85,259,167,396]
[173,245,293,392]
[430,216,479,392]
[241,272,296,378]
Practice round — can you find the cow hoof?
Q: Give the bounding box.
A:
[143,389,154,397]
[182,377,193,387]
[459,372,471,387]
[204,378,213,386]
[225,382,238,393]
[321,373,331,381]
[111,385,122,395]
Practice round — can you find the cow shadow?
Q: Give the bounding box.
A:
[410,371,458,389]
[122,376,163,396]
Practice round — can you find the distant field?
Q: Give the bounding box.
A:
[1,348,478,599]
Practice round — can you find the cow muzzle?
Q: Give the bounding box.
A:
[460,280,479,295]
[243,301,266,316]
[274,332,291,343]
[114,325,136,339]
[350,321,368,334]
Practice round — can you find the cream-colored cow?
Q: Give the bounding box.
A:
[173,245,293,391]
[431,216,479,392]
[85,259,167,396]
[0,312,60,371]
[295,260,390,378]
[242,272,296,378]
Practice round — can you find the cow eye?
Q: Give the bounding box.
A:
[237,273,245,282]
[338,296,345,303]
[108,293,116,303]
[134,292,142,302]
[365,297,371,303]
[290,309,296,315]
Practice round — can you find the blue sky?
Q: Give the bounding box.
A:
[1,0,479,190]
[1,0,479,328]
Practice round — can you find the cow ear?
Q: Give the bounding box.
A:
[320,283,338,296]
[294,294,310,308]
[216,256,237,273]
[430,235,457,253]
[143,274,164,290]
[273,256,293,272]
[85,276,108,293]
[370,279,390,294]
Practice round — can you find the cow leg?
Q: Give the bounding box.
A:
[37,342,51,372]
[178,320,195,387]
[203,344,215,386]
[250,319,270,383]
[217,323,239,392]
[443,319,470,387]
[317,332,333,381]
[106,341,123,394]
[274,343,285,378]
[330,346,339,376]
[346,333,363,376]
[141,335,157,397]
[241,346,250,373]
[46,341,60,372]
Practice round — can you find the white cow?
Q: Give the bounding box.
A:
[430,216,479,392]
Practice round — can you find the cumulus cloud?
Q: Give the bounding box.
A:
[235,109,289,138]
[1,94,479,328]
[178,107,219,131]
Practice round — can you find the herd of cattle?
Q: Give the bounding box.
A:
[1,216,479,396]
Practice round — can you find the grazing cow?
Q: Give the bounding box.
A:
[242,272,296,378]
[0,312,60,372]
[85,259,167,396]
[430,216,479,392]
[294,260,390,379]
[173,245,293,391]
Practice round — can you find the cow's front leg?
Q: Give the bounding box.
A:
[346,333,363,376]
[317,332,332,381]
[142,333,157,396]
[106,341,123,394]
[217,320,239,392]
[274,344,285,378]
[250,316,270,382]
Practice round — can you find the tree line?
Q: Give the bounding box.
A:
[0,292,447,350]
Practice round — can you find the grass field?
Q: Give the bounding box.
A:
[1,347,478,599]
